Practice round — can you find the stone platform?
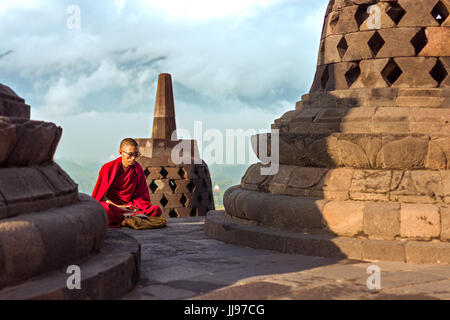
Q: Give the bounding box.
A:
[0,230,140,300]
[205,210,450,265]
[121,217,450,300]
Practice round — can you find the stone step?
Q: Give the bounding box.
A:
[0,229,140,300]
[205,210,450,265]
[224,186,450,242]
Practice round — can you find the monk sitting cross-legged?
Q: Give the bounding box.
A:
[92,138,162,228]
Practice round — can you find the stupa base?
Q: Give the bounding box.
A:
[0,230,140,300]
[205,185,450,264]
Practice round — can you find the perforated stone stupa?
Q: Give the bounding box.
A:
[205,0,450,264]
[136,73,215,218]
[0,84,139,299]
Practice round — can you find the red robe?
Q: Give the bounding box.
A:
[92,157,162,228]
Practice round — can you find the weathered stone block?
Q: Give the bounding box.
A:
[440,206,450,241]
[341,107,377,122]
[172,179,194,194]
[0,168,54,204]
[400,203,441,240]
[321,35,346,65]
[338,139,372,168]
[288,167,328,189]
[393,57,438,88]
[409,170,443,199]
[362,239,405,262]
[324,62,361,90]
[396,0,440,27]
[342,31,375,61]
[322,10,340,38]
[267,165,297,194]
[376,135,429,169]
[364,202,401,240]
[420,27,450,57]
[405,241,450,264]
[314,108,348,123]
[340,121,373,133]
[395,88,448,107]
[353,58,390,88]
[322,200,364,236]
[0,220,46,288]
[426,138,450,169]
[0,119,16,165]
[373,107,410,123]
[6,120,61,166]
[324,236,363,260]
[290,108,322,123]
[0,100,30,119]
[37,163,78,196]
[333,5,360,34]
[350,169,392,193]
[314,168,354,192]
[376,28,419,58]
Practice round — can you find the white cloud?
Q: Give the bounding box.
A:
[40,60,132,115]
[135,0,283,21]
[1,0,328,162]
[0,0,46,14]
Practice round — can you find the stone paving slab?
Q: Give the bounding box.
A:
[121,217,450,300]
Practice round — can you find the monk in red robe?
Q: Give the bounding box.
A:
[92,138,162,228]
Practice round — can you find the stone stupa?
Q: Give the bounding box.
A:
[205,0,450,264]
[136,73,215,218]
[0,84,140,299]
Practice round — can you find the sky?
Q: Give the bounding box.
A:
[0,0,328,164]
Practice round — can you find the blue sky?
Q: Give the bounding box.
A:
[0,0,327,163]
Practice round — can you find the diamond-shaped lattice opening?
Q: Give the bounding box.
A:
[411,28,428,56]
[386,3,406,25]
[431,1,449,25]
[169,179,177,192]
[149,180,159,193]
[187,180,196,193]
[337,36,348,59]
[160,167,168,179]
[355,5,370,28]
[345,63,361,88]
[190,207,197,217]
[381,59,403,86]
[160,195,168,208]
[178,167,185,179]
[368,31,385,57]
[320,65,330,89]
[144,168,150,177]
[180,194,187,207]
[169,208,178,218]
[430,59,448,87]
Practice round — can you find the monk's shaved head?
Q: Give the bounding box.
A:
[119,138,140,168]
[120,138,138,149]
